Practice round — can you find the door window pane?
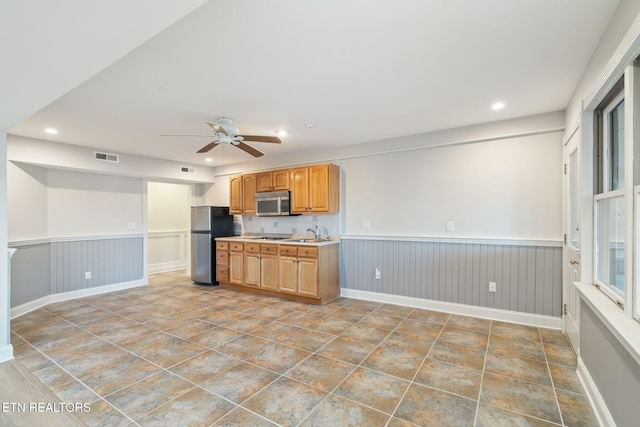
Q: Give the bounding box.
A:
[595,195,625,296]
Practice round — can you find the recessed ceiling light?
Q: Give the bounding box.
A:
[44,127,58,134]
[491,102,505,111]
[205,158,213,162]
[277,130,287,137]
[306,123,316,128]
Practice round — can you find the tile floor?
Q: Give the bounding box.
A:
[9,270,599,426]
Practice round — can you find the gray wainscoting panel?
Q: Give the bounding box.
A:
[581,302,640,427]
[10,243,51,307]
[10,237,144,308]
[50,237,143,293]
[341,239,562,316]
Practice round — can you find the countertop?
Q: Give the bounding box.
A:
[216,235,340,246]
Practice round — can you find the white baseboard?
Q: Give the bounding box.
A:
[340,288,562,330]
[11,279,147,319]
[148,260,187,275]
[0,344,14,363]
[577,357,615,427]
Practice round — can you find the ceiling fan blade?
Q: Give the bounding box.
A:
[206,121,228,136]
[197,141,221,153]
[235,141,264,157]
[160,134,215,137]
[238,135,281,144]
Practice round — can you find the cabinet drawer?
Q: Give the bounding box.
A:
[216,250,229,265]
[216,266,229,282]
[298,246,318,258]
[279,245,298,256]
[245,243,261,253]
[230,242,244,252]
[216,241,229,251]
[261,244,277,254]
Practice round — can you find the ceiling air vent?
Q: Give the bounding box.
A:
[181,166,196,174]
[94,151,119,163]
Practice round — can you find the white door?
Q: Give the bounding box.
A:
[563,127,581,352]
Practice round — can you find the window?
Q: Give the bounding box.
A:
[594,91,626,303]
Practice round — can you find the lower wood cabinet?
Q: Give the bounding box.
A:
[215,242,229,282]
[216,239,339,304]
[278,245,318,296]
[260,245,279,290]
[244,243,261,287]
[229,242,244,285]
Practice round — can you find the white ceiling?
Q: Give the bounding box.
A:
[3,0,620,167]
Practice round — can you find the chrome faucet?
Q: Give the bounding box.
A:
[307,225,320,240]
[307,225,329,240]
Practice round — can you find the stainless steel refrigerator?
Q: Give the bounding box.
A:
[190,206,233,285]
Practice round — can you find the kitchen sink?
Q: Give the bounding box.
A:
[285,238,328,243]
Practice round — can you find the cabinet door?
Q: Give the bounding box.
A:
[261,254,279,290]
[229,175,243,214]
[241,174,256,214]
[289,167,309,213]
[229,251,244,284]
[256,172,273,192]
[272,169,290,190]
[279,256,298,293]
[308,165,330,212]
[298,257,318,297]
[244,253,260,287]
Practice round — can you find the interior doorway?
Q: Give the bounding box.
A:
[147,181,192,275]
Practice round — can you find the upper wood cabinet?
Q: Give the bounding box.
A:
[290,164,340,214]
[256,169,289,192]
[231,164,339,215]
[229,173,256,215]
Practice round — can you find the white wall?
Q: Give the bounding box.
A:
[207,112,564,242]
[1,132,11,362]
[195,180,228,206]
[7,162,48,241]
[47,169,143,238]
[8,163,144,241]
[342,131,562,240]
[148,181,190,232]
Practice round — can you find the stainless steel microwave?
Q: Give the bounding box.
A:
[255,191,293,216]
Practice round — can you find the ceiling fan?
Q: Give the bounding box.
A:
[162,117,281,157]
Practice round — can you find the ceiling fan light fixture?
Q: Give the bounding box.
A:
[491,102,505,110]
[45,127,58,134]
[205,158,213,162]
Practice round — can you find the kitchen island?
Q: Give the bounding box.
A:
[215,235,340,304]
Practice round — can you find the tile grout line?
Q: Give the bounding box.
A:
[383,312,453,427]
[294,302,414,426]
[472,319,493,426]
[541,328,566,427]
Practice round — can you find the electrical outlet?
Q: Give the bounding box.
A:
[362,220,371,230]
[489,281,496,292]
[85,271,92,280]
[128,222,136,230]
[375,268,381,280]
